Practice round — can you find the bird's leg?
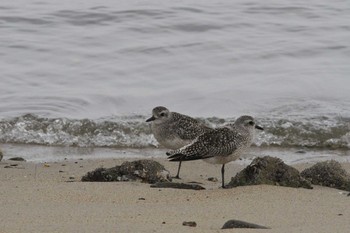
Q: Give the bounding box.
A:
[173,161,182,179]
[221,164,226,188]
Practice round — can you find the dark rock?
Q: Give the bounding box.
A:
[222,219,270,229]
[182,221,197,227]
[187,181,203,185]
[138,197,146,200]
[0,150,3,161]
[301,160,350,191]
[150,182,205,190]
[81,159,171,183]
[4,164,24,169]
[227,156,312,189]
[9,157,26,162]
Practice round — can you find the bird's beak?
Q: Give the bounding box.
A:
[255,125,264,130]
[146,116,156,122]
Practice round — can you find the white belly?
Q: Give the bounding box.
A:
[203,148,247,165]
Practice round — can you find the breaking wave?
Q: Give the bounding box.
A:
[0,114,349,149]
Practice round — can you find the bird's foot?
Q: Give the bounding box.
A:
[172,175,181,180]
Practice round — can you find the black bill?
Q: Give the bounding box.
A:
[146,116,156,122]
[255,125,264,130]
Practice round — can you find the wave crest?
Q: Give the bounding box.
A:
[0,114,349,149]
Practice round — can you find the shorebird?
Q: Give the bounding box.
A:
[166,115,263,188]
[146,106,212,179]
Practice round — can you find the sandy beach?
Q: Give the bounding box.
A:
[1,0,350,232]
[0,156,349,233]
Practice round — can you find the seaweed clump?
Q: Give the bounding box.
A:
[301,160,350,191]
[81,159,171,184]
[227,156,312,189]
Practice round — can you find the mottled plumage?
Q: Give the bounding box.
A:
[146,106,212,178]
[167,115,263,188]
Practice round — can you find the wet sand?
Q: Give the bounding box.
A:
[0,157,349,233]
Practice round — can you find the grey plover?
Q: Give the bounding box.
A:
[166,115,263,188]
[146,106,212,178]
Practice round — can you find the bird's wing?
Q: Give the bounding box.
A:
[170,113,211,140]
[167,128,239,161]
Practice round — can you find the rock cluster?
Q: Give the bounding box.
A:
[81,157,350,193]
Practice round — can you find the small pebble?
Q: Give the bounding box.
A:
[9,157,26,161]
[69,176,75,180]
[182,221,197,227]
[59,170,64,173]
[208,177,218,182]
[4,165,24,169]
[44,164,50,167]
[162,222,166,224]
[151,182,205,190]
[138,197,146,200]
[222,219,270,229]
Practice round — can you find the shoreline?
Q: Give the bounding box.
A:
[1,157,350,233]
[1,143,350,164]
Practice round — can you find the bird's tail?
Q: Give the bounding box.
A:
[166,149,184,162]
[166,146,211,161]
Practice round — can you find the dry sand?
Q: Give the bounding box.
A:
[1,157,350,233]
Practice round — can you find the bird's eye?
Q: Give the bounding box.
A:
[160,113,165,117]
[248,121,254,125]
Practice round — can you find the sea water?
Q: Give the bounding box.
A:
[1,0,349,162]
